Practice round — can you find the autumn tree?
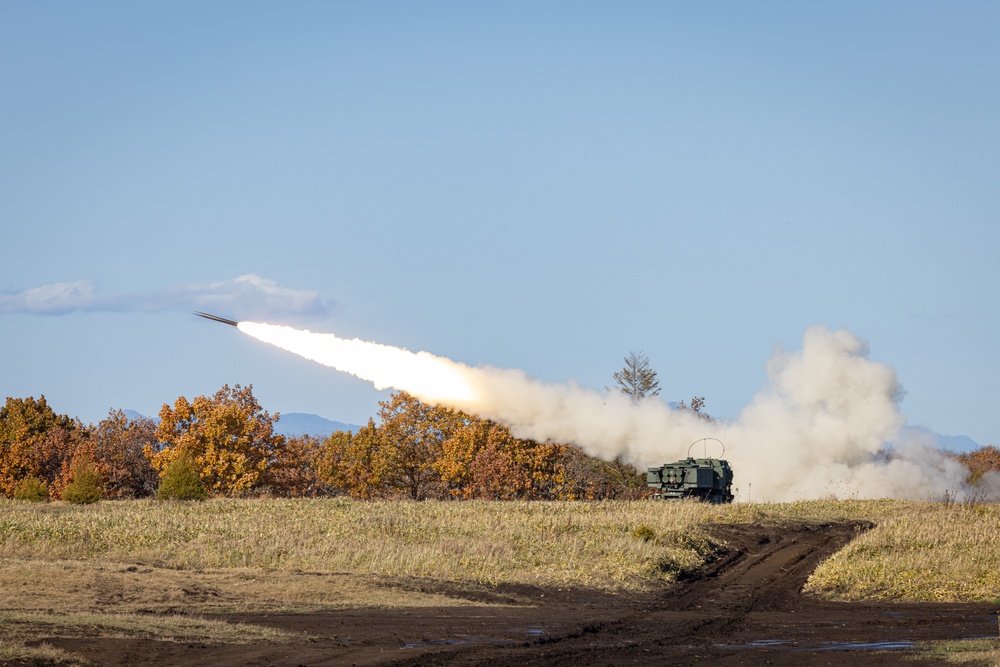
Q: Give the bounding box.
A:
[612,350,661,400]
[556,447,606,499]
[314,391,647,501]
[149,384,286,496]
[268,434,328,497]
[375,392,464,499]
[55,410,159,499]
[315,428,354,494]
[957,446,1000,485]
[464,425,535,499]
[436,419,493,497]
[0,396,82,497]
[316,423,386,498]
[556,447,647,500]
[437,417,571,500]
[32,425,87,498]
[467,428,568,500]
[590,457,647,498]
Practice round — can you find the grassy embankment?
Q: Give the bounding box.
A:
[0,498,998,664]
[804,502,1000,601]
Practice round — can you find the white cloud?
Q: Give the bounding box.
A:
[0,280,125,315]
[0,275,334,320]
[164,274,332,321]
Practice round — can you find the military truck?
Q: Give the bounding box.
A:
[646,438,734,503]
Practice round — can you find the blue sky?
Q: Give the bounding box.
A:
[2,1,997,446]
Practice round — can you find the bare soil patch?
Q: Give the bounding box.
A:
[8,521,999,666]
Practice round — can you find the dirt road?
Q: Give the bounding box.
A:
[29,522,1000,666]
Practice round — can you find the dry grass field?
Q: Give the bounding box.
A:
[805,502,1000,602]
[1,497,998,665]
[0,498,911,590]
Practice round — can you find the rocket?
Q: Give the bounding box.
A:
[194,311,239,327]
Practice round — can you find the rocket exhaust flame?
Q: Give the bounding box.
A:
[238,322,476,404]
[231,320,988,502]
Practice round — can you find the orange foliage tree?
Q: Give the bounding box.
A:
[463,424,569,500]
[4,390,651,502]
[957,445,1000,485]
[55,409,160,499]
[0,396,82,497]
[315,391,642,501]
[375,392,465,499]
[435,419,492,496]
[316,421,387,498]
[268,434,327,497]
[150,384,286,496]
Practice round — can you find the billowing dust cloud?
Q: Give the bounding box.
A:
[239,322,978,501]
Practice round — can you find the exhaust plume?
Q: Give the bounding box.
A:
[238,321,979,502]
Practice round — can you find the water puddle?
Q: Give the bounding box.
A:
[718,639,914,652]
[811,641,914,651]
[743,639,790,647]
[402,638,473,649]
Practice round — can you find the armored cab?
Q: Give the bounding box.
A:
[647,438,734,503]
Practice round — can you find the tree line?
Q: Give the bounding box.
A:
[8,350,992,502]
[0,386,648,502]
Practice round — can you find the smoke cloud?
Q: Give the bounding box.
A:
[0,275,333,320]
[239,321,981,502]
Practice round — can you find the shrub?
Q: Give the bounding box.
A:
[631,524,656,542]
[13,476,50,502]
[156,455,209,501]
[61,460,103,504]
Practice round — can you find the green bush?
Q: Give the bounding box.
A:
[13,476,50,502]
[156,455,209,501]
[61,461,103,504]
[631,524,656,542]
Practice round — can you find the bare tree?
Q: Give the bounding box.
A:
[612,350,661,401]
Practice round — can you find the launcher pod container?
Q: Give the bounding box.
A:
[646,438,734,503]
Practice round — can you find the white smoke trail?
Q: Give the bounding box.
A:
[238,322,979,502]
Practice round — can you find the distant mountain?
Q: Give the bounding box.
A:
[899,425,981,453]
[123,409,158,423]
[122,409,359,438]
[274,413,361,438]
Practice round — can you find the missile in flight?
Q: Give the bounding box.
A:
[194,311,239,327]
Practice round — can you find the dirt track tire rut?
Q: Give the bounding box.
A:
[388,521,997,667]
[14,522,998,667]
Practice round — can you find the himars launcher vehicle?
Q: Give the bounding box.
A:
[646,438,734,503]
